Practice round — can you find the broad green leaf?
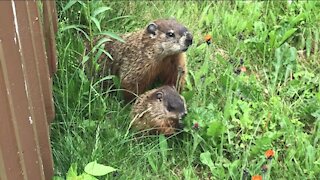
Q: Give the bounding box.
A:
[91,37,111,53]
[278,28,298,47]
[284,47,297,81]
[93,44,105,62]
[60,25,89,40]
[92,75,115,88]
[98,49,113,60]
[159,135,168,163]
[284,64,292,82]
[84,161,117,177]
[207,120,225,138]
[97,31,125,43]
[81,55,89,65]
[78,69,89,83]
[62,0,78,12]
[200,151,214,172]
[66,163,78,179]
[289,46,297,63]
[92,7,112,17]
[269,30,276,48]
[239,101,252,129]
[78,173,98,180]
[254,21,265,33]
[192,134,202,154]
[90,16,101,32]
[289,13,305,27]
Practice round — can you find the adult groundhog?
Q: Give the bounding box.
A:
[130,85,187,135]
[88,18,193,102]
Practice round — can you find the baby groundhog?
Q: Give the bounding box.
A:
[130,85,187,135]
[89,18,193,102]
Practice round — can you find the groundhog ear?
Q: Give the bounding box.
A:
[155,91,163,101]
[147,23,158,35]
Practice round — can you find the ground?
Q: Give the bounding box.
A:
[52,1,320,179]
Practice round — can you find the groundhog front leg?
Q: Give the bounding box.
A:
[175,65,186,93]
[161,65,186,93]
[160,54,187,93]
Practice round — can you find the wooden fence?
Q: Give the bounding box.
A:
[0,1,57,180]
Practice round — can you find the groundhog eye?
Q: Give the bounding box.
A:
[156,92,163,101]
[166,32,175,38]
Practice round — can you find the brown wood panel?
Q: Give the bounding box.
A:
[0,0,57,179]
[39,1,57,123]
[0,148,9,180]
[0,1,46,180]
[0,42,25,180]
[24,1,54,179]
[51,1,58,34]
[42,0,58,76]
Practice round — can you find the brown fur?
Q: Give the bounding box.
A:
[87,19,193,102]
[130,85,187,135]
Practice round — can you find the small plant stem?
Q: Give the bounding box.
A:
[87,0,93,121]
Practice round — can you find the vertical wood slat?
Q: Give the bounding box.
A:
[0,0,57,179]
[42,0,58,76]
[0,42,25,180]
[25,1,54,179]
[41,0,57,123]
[0,1,45,179]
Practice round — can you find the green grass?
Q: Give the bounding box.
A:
[52,1,320,179]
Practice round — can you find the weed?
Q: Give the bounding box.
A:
[52,1,320,179]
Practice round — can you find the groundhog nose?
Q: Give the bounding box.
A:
[183,111,187,117]
[185,39,192,47]
[179,111,187,120]
[185,32,193,47]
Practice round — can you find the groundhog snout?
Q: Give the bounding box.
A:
[178,111,187,120]
[175,111,187,130]
[185,32,193,46]
[182,32,193,51]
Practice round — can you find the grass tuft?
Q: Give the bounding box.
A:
[52,1,320,179]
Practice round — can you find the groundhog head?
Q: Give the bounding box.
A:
[145,19,193,57]
[131,85,187,135]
